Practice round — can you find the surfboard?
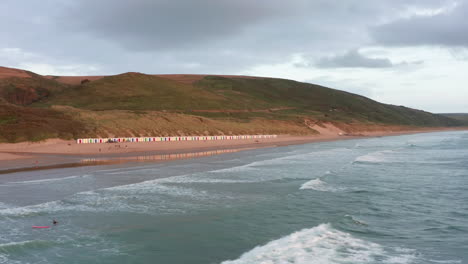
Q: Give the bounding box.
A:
[32,226,50,229]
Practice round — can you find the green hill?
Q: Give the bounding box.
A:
[42,73,458,126]
[0,67,463,143]
[440,113,468,125]
[0,101,92,142]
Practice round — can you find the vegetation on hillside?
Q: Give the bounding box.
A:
[41,74,459,126]
[0,71,68,106]
[0,67,463,143]
[0,102,93,143]
[441,113,468,125]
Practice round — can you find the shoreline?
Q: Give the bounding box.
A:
[1,128,466,174]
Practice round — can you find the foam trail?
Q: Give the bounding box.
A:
[0,240,53,254]
[0,173,233,217]
[5,174,91,185]
[213,148,352,174]
[158,176,254,184]
[221,224,416,264]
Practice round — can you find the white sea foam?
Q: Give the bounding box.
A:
[221,224,416,264]
[427,259,462,264]
[0,240,56,264]
[105,178,212,198]
[105,167,163,175]
[0,173,235,217]
[5,174,91,185]
[70,180,235,215]
[0,203,9,210]
[0,193,174,217]
[212,148,352,174]
[157,175,254,184]
[209,163,258,173]
[0,200,66,217]
[354,150,394,164]
[0,240,52,253]
[300,178,344,192]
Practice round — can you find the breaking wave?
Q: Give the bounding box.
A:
[300,177,345,192]
[221,224,416,264]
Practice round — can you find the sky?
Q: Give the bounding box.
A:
[1,0,467,113]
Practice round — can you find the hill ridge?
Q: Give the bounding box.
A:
[0,66,463,143]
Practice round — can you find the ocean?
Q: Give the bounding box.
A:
[0,131,467,264]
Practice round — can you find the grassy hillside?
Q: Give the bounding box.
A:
[43,73,228,110]
[0,66,463,143]
[0,71,67,105]
[0,102,93,142]
[53,106,315,138]
[41,73,459,126]
[195,77,458,126]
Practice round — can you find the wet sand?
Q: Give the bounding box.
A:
[0,128,465,174]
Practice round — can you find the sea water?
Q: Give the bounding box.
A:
[0,131,467,264]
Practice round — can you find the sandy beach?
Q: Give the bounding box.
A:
[0,127,465,174]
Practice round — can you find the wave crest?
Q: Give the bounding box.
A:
[221,224,416,264]
[300,178,344,192]
[0,240,54,254]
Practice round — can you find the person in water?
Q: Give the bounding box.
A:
[53,219,58,225]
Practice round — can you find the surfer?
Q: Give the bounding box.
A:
[53,219,58,225]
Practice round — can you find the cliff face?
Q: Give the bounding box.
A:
[0,66,463,143]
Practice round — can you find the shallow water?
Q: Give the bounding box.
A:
[1,131,467,263]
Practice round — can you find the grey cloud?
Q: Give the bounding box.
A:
[372,1,468,47]
[62,0,288,51]
[315,50,394,68]
[2,0,468,112]
[0,0,456,75]
[58,0,442,52]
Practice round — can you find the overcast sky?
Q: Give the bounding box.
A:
[1,0,467,113]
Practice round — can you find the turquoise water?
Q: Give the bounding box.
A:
[1,131,467,264]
